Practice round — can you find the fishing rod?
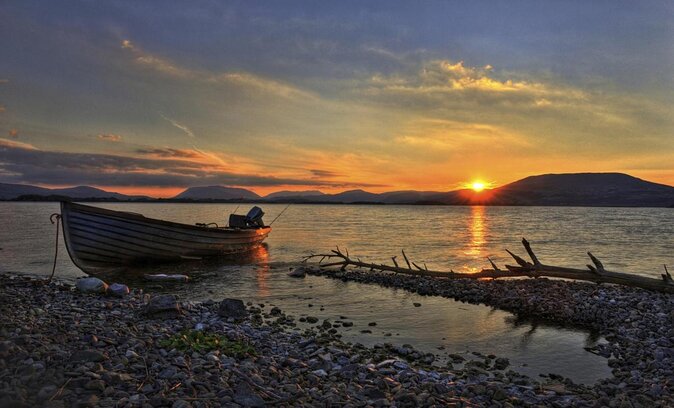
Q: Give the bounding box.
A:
[225,205,241,227]
[269,203,292,226]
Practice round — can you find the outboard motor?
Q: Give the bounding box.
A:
[245,206,265,227]
[228,206,265,228]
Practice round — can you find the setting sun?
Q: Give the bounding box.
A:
[471,181,486,192]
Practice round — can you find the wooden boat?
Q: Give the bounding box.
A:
[59,201,271,273]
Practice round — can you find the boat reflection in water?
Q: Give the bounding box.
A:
[91,243,271,289]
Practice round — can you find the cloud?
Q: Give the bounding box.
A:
[0,138,38,150]
[136,147,204,159]
[361,59,587,110]
[97,133,122,142]
[121,39,315,100]
[395,119,530,152]
[309,169,341,178]
[8,129,19,138]
[0,139,382,189]
[160,113,195,138]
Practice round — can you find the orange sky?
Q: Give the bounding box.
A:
[1,3,673,195]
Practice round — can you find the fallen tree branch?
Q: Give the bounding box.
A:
[301,238,674,294]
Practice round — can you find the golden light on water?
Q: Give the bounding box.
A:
[463,206,487,266]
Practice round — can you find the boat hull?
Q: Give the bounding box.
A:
[60,202,271,273]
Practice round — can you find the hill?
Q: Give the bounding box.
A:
[433,173,674,207]
[0,183,146,200]
[173,186,260,200]
[264,190,325,200]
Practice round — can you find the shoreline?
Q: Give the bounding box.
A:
[1,272,672,407]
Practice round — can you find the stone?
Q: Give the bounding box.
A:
[288,266,307,278]
[233,384,265,408]
[37,385,58,400]
[413,302,421,307]
[218,298,248,320]
[143,294,182,317]
[74,395,99,408]
[85,379,106,392]
[71,350,107,362]
[306,316,318,323]
[494,357,510,370]
[107,283,129,297]
[172,400,192,408]
[76,277,108,294]
[158,366,178,379]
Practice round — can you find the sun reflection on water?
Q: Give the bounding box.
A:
[463,206,487,271]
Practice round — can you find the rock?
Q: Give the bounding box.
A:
[76,277,108,294]
[74,394,99,408]
[494,357,510,370]
[85,379,106,392]
[158,366,178,379]
[233,384,265,408]
[172,400,192,408]
[107,283,129,297]
[143,294,182,317]
[218,298,248,320]
[37,385,58,400]
[288,266,307,278]
[312,369,328,377]
[413,302,421,307]
[362,385,386,400]
[71,350,107,362]
[306,316,318,324]
[492,387,508,400]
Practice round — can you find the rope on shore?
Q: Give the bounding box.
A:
[49,213,61,282]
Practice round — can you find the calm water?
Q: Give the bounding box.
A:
[2,202,672,384]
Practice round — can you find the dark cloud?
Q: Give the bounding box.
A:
[136,148,203,159]
[0,140,383,188]
[310,169,341,178]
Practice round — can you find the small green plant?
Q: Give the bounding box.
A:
[159,330,256,357]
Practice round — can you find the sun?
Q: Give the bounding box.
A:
[471,181,486,192]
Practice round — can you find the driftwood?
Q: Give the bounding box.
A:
[301,239,674,294]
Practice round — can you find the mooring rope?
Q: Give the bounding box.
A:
[49,213,61,282]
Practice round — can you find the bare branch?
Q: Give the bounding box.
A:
[521,238,541,266]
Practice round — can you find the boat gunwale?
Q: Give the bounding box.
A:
[63,201,271,235]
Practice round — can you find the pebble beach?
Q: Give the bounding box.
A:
[1,268,672,407]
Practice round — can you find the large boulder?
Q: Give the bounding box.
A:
[76,277,108,294]
[143,294,182,317]
[218,298,248,320]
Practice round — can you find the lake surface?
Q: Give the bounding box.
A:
[2,202,672,384]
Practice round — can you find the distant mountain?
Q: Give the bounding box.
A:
[432,173,674,207]
[264,190,325,200]
[173,186,260,200]
[2,173,672,206]
[319,189,382,203]
[0,183,146,200]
